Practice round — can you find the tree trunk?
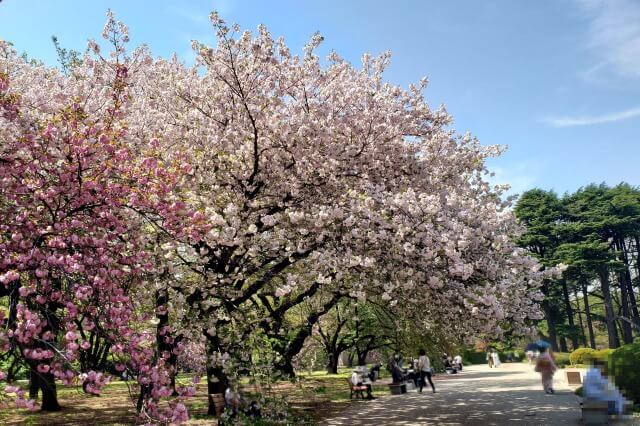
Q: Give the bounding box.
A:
[326,351,339,374]
[357,350,369,366]
[618,273,634,344]
[39,372,61,412]
[561,279,579,350]
[29,368,40,399]
[581,280,597,349]
[599,269,620,349]
[559,336,568,352]
[573,286,587,347]
[206,365,228,415]
[541,299,559,351]
[619,238,640,333]
[205,335,229,416]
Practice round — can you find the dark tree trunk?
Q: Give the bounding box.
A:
[326,351,340,374]
[205,335,229,416]
[39,372,61,412]
[357,350,369,366]
[582,281,597,349]
[599,269,620,349]
[561,279,579,350]
[271,294,342,377]
[635,235,640,293]
[541,299,559,351]
[619,239,640,333]
[573,287,588,347]
[559,336,568,353]
[29,368,40,399]
[618,274,634,344]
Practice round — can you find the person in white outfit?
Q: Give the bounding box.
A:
[583,359,628,415]
[417,349,436,393]
[491,351,501,367]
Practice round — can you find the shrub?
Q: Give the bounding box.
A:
[569,347,596,365]
[554,352,571,368]
[462,350,487,365]
[592,349,614,362]
[608,342,640,403]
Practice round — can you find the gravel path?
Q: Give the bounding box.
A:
[322,362,585,425]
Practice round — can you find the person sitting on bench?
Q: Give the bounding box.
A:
[351,369,375,399]
[368,363,381,382]
[583,359,629,415]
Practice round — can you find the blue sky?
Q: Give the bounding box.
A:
[1,0,639,197]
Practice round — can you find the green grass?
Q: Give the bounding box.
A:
[0,368,389,425]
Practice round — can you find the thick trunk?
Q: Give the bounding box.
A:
[581,281,597,349]
[326,351,339,374]
[278,360,295,378]
[561,280,579,350]
[357,350,369,366]
[29,368,39,399]
[39,372,61,412]
[205,336,229,416]
[599,269,620,349]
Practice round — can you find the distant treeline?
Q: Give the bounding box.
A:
[515,183,640,350]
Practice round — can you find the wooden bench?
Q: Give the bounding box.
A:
[208,393,227,416]
[347,379,369,399]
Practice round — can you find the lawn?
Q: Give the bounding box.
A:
[0,368,389,425]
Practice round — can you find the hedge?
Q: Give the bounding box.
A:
[553,352,571,368]
[569,348,596,365]
[608,342,640,403]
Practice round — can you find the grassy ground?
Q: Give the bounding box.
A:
[0,368,389,425]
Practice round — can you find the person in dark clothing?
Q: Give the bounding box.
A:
[388,354,405,383]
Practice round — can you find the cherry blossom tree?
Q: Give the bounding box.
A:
[0,10,556,422]
[128,12,550,415]
[0,15,198,421]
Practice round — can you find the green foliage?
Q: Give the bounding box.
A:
[568,347,614,367]
[462,350,487,365]
[553,352,571,368]
[592,349,614,361]
[569,348,596,365]
[608,342,640,403]
[51,36,81,75]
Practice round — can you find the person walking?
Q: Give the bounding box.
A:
[417,349,436,393]
[491,350,501,368]
[487,350,494,368]
[534,347,557,394]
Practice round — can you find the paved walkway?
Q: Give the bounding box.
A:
[322,362,585,425]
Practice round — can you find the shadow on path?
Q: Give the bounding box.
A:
[322,363,582,426]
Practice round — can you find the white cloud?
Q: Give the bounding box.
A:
[576,0,640,79]
[544,106,640,127]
